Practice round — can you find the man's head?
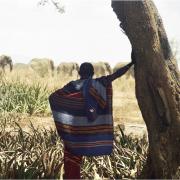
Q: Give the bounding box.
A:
[79,62,94,79]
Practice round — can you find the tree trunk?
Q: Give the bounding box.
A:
[112,0,180,178]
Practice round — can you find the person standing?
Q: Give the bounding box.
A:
[49,50,136,179]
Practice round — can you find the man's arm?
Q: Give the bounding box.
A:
[97,49,136,86]
[106,49,136,83]
[107,62,133,82]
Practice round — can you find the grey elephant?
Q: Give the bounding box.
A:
[0,55,13,72]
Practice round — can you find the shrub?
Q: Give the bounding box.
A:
[0,80,49,115]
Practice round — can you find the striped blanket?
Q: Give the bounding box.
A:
[49,78,113,156]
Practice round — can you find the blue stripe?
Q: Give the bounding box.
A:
[60,131,114,142]
[52,111,113,126]
[66,146,113,156]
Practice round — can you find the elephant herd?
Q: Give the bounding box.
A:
[0,55,134,78]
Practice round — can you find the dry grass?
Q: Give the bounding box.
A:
[113,75,143,124]
[0,113,148,179]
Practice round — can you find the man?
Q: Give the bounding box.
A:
[49,50,136,179]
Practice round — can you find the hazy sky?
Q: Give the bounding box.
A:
[0,0,180,67]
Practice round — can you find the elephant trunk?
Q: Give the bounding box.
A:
[9,61,13,71]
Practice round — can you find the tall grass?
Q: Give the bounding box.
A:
[0,80,49,115]
[0,71,80,116]
[0,71,150,178]
[0,73,136,117]
[0,114,148,179]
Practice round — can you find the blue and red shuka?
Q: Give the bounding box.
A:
[49,77,114,156]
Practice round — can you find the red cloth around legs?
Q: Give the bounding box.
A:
[64,148,82,179]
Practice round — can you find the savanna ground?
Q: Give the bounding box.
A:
[0,68,149,179]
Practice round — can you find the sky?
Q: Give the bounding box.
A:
[0,0,180,67]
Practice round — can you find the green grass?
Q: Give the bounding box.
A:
[0,80,50,115]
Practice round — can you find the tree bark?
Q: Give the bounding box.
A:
[112,0,180,178]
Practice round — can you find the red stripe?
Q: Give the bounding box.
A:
[65,142,113,148]
[57,127,113,134]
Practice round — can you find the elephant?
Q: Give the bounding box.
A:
[57,62,79,78]
[92,62,112,77]
[29,58,55,77]
[0,55,13,72]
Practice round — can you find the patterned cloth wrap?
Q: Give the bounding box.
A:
[49,78,113,156]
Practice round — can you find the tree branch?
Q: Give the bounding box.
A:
[38,0,65,13]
